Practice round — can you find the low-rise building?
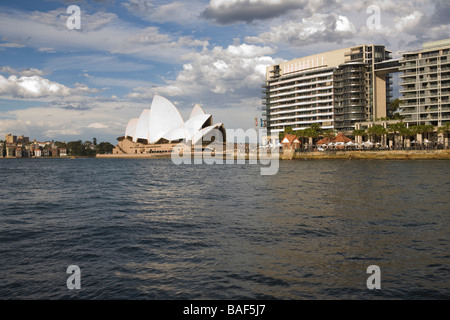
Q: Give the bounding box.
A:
[281,134,301,151]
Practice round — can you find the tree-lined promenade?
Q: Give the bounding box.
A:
[279,121,450,151]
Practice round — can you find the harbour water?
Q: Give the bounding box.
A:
[0,158,449,299]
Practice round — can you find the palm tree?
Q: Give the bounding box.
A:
[295,129,307,149]
[322,129,336,143]
[352,129,366,145]
[367,125,387,144]
[422,124,435,146]
[304,123,322,149]
[388,122,407,149]
[398,126,413,149]
[409,125,427,149]
[437,123,450,149]
[279,126,295,141]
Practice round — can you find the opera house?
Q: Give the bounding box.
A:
[112,95,226,155]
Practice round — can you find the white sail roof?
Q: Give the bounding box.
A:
[161,114,212,142]
[192,123,225,145]
[189,104,206,119]
[125,118,138,139]
[123,95,225,145]
[148,95,184,144]
[133,109,150,142]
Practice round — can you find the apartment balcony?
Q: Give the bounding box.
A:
[344,107,365,113]
[399,73,417,79]
[399,62,417,69]
[421,83,440,89]
[399,79,418,86]
[402,93,419,99]
[420,114,440,120]
[400,101,418,107]
[402,70,418,76]
[399,86,416,93]
[401,107,418,114]
[421,52,440,58]
[401,55,420,61]
[418,59,439,67]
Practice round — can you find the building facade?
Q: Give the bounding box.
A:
[399,39,450,127]
[262,44,393,136]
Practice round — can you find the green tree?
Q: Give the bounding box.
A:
[54,141,67,148]
[67,140,85,156]
[388,98,400,115]
[322,129,335,142]
[409,125,428,147]
[96,142,114,154]
[438,123,450,148]
[438,122,450,135]
[399,126,413,148]
[367,125,387,143]
[304,123,322,148]
[388,122,407,149]
[295,129,307,146]
[422,124,434,142]
[353,129,366,138]
[279,126,295,140]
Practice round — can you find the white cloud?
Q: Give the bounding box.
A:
[0,74,97,100]
[0,66,48,77]
[0,98,148,142]
[203,0,309,24]
[38,47,56,53]
[0,75,71,99]
[87,122,109,129]
[0,7,208,63]
[123,0,205,24]
[245,13,356,46]
[127,43,277,100]
[126,43,279,129]
[395,11,424,32]
[0,42,25,48]
[335,15,356,33]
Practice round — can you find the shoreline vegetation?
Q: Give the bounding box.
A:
[2,150,449,160]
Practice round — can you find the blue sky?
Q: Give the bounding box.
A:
[0,0,449,143]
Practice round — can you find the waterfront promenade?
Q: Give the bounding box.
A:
[285,149,450,160]
[96,149,450,160]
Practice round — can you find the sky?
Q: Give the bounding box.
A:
[0,0,449,143]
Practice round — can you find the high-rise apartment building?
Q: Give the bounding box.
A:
[262,45,394,136]
[399,39,450,127]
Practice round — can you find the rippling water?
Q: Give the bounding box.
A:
[0,158,449,299]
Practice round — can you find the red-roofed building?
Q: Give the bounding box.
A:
[317,133,353,145]
[281,134,301,151]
